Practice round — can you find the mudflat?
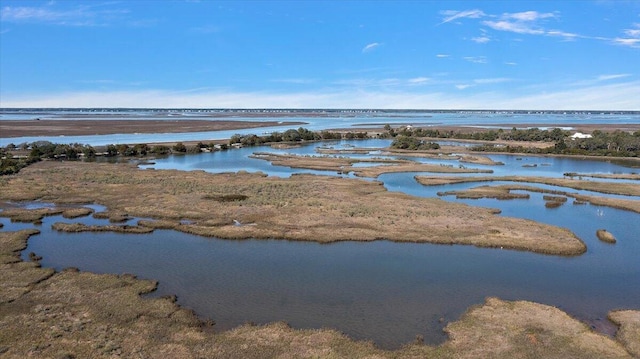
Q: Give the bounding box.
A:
[0,119,304,138]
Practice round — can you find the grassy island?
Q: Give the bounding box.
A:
[1,160,585,256]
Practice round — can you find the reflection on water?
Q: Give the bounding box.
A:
[3,138,640,349]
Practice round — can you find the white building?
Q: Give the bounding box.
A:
[570,132,592,139]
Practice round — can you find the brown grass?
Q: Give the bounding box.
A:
[441,297,633,359]
[251,152,493,178]
[417,176,640,214]
[565,173,640,181]
[608,310,640,357]
[0,119,304,137]
[417,175,640,196]
[0,161,586,255]
[459,154,504,166]
[596,229,616,244]
[51,222,154,234]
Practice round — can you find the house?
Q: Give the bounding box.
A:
[570,132,592,139]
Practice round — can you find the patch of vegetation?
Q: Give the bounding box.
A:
[390,135,440,150]
[203,194,249,202]
[596,229,616,243]
[229,127,368,147]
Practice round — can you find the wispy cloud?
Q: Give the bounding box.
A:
[474,78,511,84]
[471,36,491,43]
[463,56,488,64]
[362,42,381,53]
[439,9,485,25]
[436,54,450,58]
[483,19,545,35]
[408,77,430,84]
[597,74,631,81]
[0,3,133,27]
[442,8,640,47]
[454,77,511,90]
[483,11,557,35]
[613,23,640,48]
[503,11,556,22]
[442,9,589,42]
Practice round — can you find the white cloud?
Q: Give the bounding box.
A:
[455,84,473,90]
[436,54,450,58]
[597,74,631,81]
[463,56,488,64]
[1,4,131,27]
[471,36,491,43]
[362,42,381,53]
[614,23,640,47]
[439,9,485,25]
[504,62,517,66]
[483,20,545,35]
[408,77,430,84]
[504,11,556,22]
[613,37,640,47]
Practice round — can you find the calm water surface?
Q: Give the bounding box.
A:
[2,115,640,349]
[2,110,639,147]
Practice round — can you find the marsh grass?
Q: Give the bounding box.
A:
[251,152,493,178]
[418,176,640,214]
[417,175,640,196]
[52,222,154,234]
[596,229,616,244]
[543,196,567,209]
[545,201,565,208]
[0,161,587,255]
[202,194,249,202]
[608,310,640,357]
[93,211,131,223]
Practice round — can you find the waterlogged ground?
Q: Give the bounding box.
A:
[2,139,639,349]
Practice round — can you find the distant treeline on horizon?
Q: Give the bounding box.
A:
[1,108,639,115]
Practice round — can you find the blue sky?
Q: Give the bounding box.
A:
[1,1,639,110]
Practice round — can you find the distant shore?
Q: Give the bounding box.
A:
[2,118,640,140]
[0,119,304,138]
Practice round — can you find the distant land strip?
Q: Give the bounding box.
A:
[0,119,305,138]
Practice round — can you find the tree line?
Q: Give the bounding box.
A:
[383,125,640,157]
[228,127,368,147]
